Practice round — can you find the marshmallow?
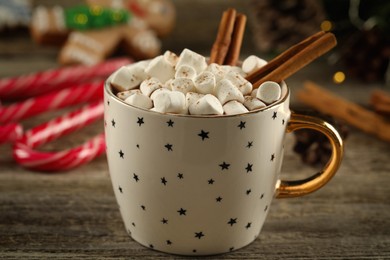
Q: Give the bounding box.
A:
[206,63,226,82]
[140,77,163,96]
[215,79,245,105]
[124,93,153,110]
[223,100,249,115]
[164,50,178,66]
[242,55,268,74]
[256,81,281,104]
[226,72,253,95]
[163,78,173,89]
[189,94,223,115]
[117,89,142,100]
[110,65,147,91]
[185,92,205,109]
[152,91,186,114]
[150,87,171,101]
[170,78,195,94]
[145,55,175,83]
[222,65,247,77]
[175,65,197,80]
[175,48,207,74]
[194,71,216,94]
[243,96,266,111]
[251,88,258,97]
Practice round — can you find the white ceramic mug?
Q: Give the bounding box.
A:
[104,79,343,256]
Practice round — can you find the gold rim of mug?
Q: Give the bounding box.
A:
[104,75,289,118]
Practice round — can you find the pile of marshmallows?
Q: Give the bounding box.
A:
[110,49,281,115]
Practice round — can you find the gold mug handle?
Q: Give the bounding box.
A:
[276,113,344,198]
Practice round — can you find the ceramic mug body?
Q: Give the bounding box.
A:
[104,79,294,255]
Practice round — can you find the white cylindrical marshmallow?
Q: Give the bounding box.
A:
[152,91,186,114]
[170,78,195,94]
[185,92,205,109]
[124,93,153,110]
[145,55,175,83]
[194,71,216,94]
[110,65,147,91]
[215,79,245,105]
[140,77,163,96]
[163,50,178,66]
[226,72,253,95]
[256,81,281,105]
[117,89,142,100]
[223,100,249,115]
[206,63,226,82]
[175,65,197,80]
[243,96,266,111]
[175,48,207,74]
[188,94,223,115]
[242,55,267,74]
[150,87,171,101]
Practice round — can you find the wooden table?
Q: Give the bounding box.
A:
[1,1,389,259]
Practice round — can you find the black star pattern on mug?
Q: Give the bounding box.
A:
[260,193,264,199]
[136,144,140,149]
[166,240,172,245]
[219,161,230,170]
[228,218,237,226]
[141,205,146,210]
[282,119,285,125]
[229,247,235,252]
[118,186,123,193]
[133,173,140,182]
[208,178,215,185]
[161,218,168,224]
[245,163,253,173]
[165,143,173,151]
[119,150,124,158]
[271,153,275,161]
[167,119,174,127]
[264,205,268,212]
[238,121,246,129]
[198,130,209,141]
[193,249,197,253]
[132,222,136,227]
[177,173,184,179]
[246,189,252,195]
[246,222,252,229]
[149,244,154,249]
[194,231,205,239]
[107,100,110,106]
[246,141,253,148]
[177,208,187,216]
[137,117,144,126]
[216,196,223,202]
[272,112,277,120]
[111,119,116,127]
[161,177,168,185]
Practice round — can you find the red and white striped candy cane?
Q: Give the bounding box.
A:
[0,80,104,124]
[0,57,131,100]
[0,123,23,144]
[13,101,105,171]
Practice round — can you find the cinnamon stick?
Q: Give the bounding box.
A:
[370,89,390,116]
[246,31,336,88]
[224,13,247,66]
[209,8,236,65]
[297,81,390,142]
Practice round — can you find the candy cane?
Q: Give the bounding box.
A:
[0,80,104,124]
[0,57,131,100]
[13,101,105,171]
[0,123,23,144]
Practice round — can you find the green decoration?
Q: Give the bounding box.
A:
[65,5,130,30]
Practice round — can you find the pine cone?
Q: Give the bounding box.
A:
[293,111,349,166]
[342,27,390,82]
[249,0,326,53]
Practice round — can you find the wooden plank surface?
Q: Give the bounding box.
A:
[1,0,390,259]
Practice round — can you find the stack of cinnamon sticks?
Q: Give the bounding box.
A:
[209,8,247,66]
[297,81,390,142]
